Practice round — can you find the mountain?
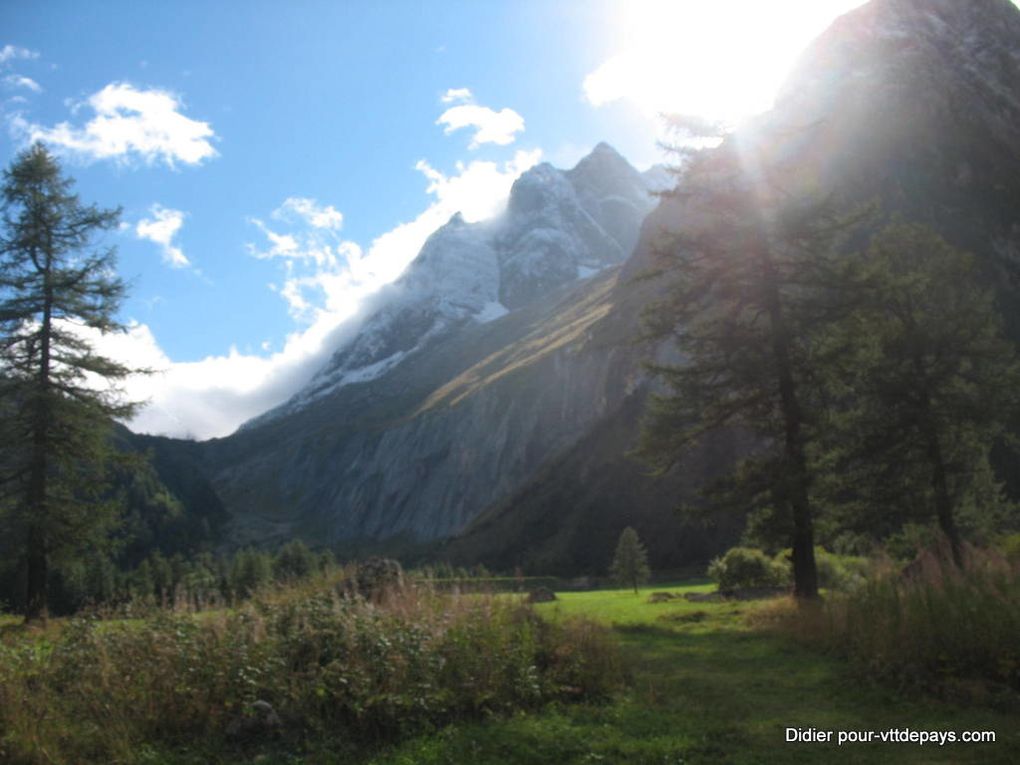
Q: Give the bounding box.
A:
[249,143,656,427]
[181,143,668,553]
[461,0,1020,570]
[135,0,1020,572]
[695,0,1020,288]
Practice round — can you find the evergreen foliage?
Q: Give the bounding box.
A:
[636,126,865,599]
[0,144,140,621]
[610,526,650,593]
[818,224,1020,564]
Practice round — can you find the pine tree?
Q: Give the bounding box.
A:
[821,224,1020,564]
[637,126,865,600]
[0,143,139,621]
[610,527,651,593]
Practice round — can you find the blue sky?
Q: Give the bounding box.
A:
[1,0,881,438]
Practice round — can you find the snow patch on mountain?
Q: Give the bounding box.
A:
[245,143,658,428]
[476,301,509,323]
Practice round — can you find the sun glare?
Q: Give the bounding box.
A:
[587,0,869,124]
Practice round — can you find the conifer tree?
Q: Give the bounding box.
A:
[821,224,1020,564]
[610,526,651,593]
[0,143,138,621]
[637,126,864,600]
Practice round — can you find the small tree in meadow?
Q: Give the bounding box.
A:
[610,527,651,593]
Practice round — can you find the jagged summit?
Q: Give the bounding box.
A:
[245,142,659,428]
[567,142,647,198]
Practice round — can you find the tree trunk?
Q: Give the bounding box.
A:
[760,250,819,600]
[24,241,54,623]
[924,422,963,567]
[24,373,51,622]
[913,363,963,567]
[25,524,48,622]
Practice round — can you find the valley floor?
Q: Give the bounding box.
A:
[3,583,1016,764]
[363,584,1018,765]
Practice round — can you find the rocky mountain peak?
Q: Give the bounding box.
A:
[567,142,642,191]
[244,143,659,428]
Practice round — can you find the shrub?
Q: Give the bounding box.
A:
[770,547,868,591]
[772,548,1020,700]
[707,547,787,591]
[0,577,623,763]
[997,533,1020,566]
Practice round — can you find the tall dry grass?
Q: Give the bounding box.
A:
[761,547,1020,702]
[0,577,622,764]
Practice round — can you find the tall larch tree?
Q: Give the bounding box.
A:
[0,143,139,621]
[638,125,865,600]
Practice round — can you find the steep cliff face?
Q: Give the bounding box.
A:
[250,143,656,427]
[756,0,1020,265]
[447,0,1020,569]
[144,0,1020,570]
[206,268,645,547]
[205,144,661,546]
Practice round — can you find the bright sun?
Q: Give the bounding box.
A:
[586,0,869,123]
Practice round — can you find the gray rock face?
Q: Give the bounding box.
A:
[249,143,656,427]
[527,587,557,603]
[225,699,282,740]
[768,0,1020,226]
[210,269,643,546]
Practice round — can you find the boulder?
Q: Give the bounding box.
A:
[527,587,557,603]
[646,592,678,603]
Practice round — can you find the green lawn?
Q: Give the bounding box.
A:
[361,583,1018,765]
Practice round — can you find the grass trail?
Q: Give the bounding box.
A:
[365,582,1018,765]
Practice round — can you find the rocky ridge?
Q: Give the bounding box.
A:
[249,143,659,427]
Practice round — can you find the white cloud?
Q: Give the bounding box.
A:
[90,320,359,441]
[0,45,38,65]
[273,196,344,230]
[17,82,216,167]
[112,148,541,439]
[440,87,472,104]
[437,102,525,148]
[136,205,190,269]
[3,74,41,92]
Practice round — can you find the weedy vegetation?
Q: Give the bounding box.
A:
[0,574,621,764]
[760,546,1020,705]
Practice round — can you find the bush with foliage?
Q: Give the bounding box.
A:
[997,533,1020,566]
[0,576,623,763]
[707,547,788,591]
[773,548,1020,701]
[768,547,868,592]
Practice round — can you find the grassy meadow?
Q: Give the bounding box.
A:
[371,582,1018,765]
[1,576,1017,764]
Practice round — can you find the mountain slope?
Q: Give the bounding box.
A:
[196,144,662,548]
[250,143,656,427]
[446,0,1020,570]
[137,0,1020,572]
